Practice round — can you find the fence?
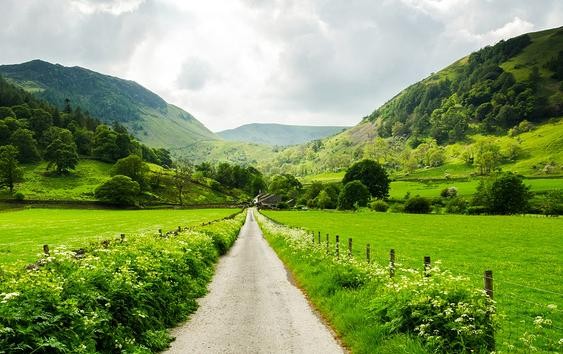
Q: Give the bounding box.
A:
[305,228,563,352]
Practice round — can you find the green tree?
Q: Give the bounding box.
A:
[10,128,40,163]
[44,137,79,174]
[95,175,140,206]
[473,139,501,175]
[404,196,431,214]
[0,107,15,119]
[268,174,303,202]
[111,154,148,189]
[342,159,390,199]
[0,145,24,193]
[337,180,370,210]
[173,159,192,205]
[472,173,530,214]
[74,128,94,155]
[315,190,332,209]
[93,125,119,162]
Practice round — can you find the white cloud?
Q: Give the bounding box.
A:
[0,0,561,132]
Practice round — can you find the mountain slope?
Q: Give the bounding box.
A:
[0,60,217,148]
[217,123,349,146]
[259,26,563,177]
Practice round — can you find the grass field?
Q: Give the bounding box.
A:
[0,208,238,265]
[262,210,563,351]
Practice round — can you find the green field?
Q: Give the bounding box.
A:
[262,210,563,350]
[389,177,562,200]
[0,208,238,264]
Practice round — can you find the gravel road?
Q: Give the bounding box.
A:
[164,209,344,354]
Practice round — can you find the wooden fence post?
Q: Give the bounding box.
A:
[326,233,329,254]
[312,231,315,244]
[335,235,340,258]
[178,226,182,233]
[389,249,395,278]
[484,270,493,299]
[366,243,371,263]
[424,256,431,277]
[43,244,50,256]
[348,238,352,257]
[159,229,163,237]
[120,233,125,243]
[318,231,321,244]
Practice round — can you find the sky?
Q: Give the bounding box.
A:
[1,0,561,131]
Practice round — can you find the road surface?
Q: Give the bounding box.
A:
[164,209,344,354]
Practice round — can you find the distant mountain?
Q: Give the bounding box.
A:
[0,60,217,148]
[217,123,349,146]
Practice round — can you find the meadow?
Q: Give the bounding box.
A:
[262,210,563,351]
[0,207,238,264]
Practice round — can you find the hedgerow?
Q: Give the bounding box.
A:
[0,211,245,353]
[256,212,496,353]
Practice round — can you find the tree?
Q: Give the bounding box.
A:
[111,154,148,189]
[472,173,530,214]
[473,139,501,175]
[315,190,332,210]
[10,128,40,163]
[95,175,140,206]
[93,125,119,162]
[44,138,79,174]
[337,180,370,210]
[0,145,24,193]
[268,174,303,202]
[342,159,390,199]
[173,160,192,205]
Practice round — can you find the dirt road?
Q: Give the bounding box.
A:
[164,209,344,354]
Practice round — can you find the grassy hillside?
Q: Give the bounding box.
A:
[217,123,349,146]
[0,60,217,148]
[259,27,563,178]
[0,159,235,204]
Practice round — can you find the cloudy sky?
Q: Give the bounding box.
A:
[1,0,561,131]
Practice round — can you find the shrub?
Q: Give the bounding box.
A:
[445,196,469,214]
[95,175,141,206]
[472,173,531,214]
[369,199,389,212]
[13,192,25,201]
[538,190,563,216]
[338,180,370,210]
[404,196,431,214]
[440,186,458,198]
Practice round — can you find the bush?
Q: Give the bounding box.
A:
[12,192,24,201]
[95,175,141,206]
[472,173,531,214]
[440,186,458,198]
[538,190,563,216]
[338,180,370,210]
[404,196,431,214]
[369,199,389,212]
[445,196,469,214]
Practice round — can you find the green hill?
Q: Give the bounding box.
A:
[217,123,349,146]
[0,60,217,148]
[260,26,563,178]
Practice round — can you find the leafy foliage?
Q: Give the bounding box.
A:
[342,159,390,199]
[472,172,531,214]
[403,196,432,214]
[0,145,24,193]
[337,180,370,210]
[94,175,141,206]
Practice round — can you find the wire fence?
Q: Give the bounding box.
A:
[302,227,563,352]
